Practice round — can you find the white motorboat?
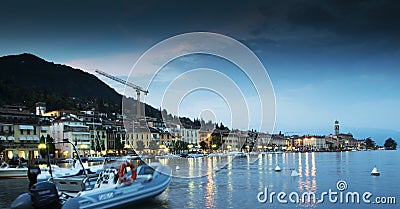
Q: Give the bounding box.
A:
[37,164,103,182]
[227,151,247,157]
[11,140,172,209]
[0,163,28,178]
[87,156,105,162]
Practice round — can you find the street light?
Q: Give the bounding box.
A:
[113,130,116,154]
[38,143,46,149]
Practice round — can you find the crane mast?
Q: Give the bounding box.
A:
[95,69,148,120]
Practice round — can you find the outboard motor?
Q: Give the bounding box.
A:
[10,181,60,209]
[30,181,61,209]
[28,166,41,188]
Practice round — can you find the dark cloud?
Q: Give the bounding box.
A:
[1,0,400,58]
[287,3,334,29]
[249,0,400,39]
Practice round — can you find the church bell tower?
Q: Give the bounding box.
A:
[334,120,339,135]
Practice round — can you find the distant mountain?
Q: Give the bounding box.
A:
[0,53,122,101]
[0,53,123,112]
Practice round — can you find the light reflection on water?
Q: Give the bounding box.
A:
[1,151,399,209]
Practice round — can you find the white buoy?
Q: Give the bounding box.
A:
[291,170,299,177]
[274,165,281,172]
[176,165,180,170]
[371,166,380,176]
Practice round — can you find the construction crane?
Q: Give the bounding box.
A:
[95,69,148,119]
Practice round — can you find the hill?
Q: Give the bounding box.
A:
[0,53,205,127]
[0,53,123,112]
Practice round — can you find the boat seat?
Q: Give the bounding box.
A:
[54,177,86,192]
[95,168,118,188]
[54,173,97,192]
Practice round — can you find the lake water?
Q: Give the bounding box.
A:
[1,151,399,209]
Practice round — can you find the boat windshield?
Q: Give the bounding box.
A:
[102,156,145,170]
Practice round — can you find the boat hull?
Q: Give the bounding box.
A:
[62,168,171,209]
[0,168,28,178]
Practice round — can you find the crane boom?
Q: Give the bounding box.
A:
[94,69,148,94]
[95,69,148,120]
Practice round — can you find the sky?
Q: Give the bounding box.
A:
[1,0,399,143]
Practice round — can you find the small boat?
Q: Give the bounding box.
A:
[0,163,28,178]
[291,170,299,177]
[371,166,380,176]
[10,140,172,209]
[87,156,105,162]
[227,151,247,157]
[37,164,103,182]
[274,165,281,172]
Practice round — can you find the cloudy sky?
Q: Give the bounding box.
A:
[1,0,399,143]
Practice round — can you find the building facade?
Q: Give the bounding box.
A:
[50,117,90,158]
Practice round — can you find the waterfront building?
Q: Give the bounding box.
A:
[180,127,199,146]
[292,136,304,150]
[125,126,152,152]
[104,122,126,154]
[255,133,273,150]
[0,105,54,162]
[76,113,107,156]
[50,115,90,158]
[303,135,327,151]
[270,133,290,150]
[158,130,174,151]
[338,133,357,148]
[223,130,247,152]
[12,124,40,157]
[1,123,41,161]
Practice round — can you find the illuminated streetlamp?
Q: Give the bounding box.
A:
[38,143,47,159]
[38,143,46,150]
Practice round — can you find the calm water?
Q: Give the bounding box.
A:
[1,151,399,209]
